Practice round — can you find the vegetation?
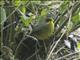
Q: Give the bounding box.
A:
[0,0,80,60]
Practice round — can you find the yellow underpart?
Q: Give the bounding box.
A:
[33,20,54,40]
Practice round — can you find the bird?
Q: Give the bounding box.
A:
[30,17,54,59]
[31,17,54,40]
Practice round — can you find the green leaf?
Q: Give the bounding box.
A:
[14,0,27,7]
[20,16,32,27]
[77,42,80,49]
[72,12,80,25]
[20,6,26,14]
[18,9,32,27]
[71,6,80,25]
[0,7,6,24]
[41,9,48,16]
[14,0,21,7]
[60,1,69,13]
[36,9,48,22]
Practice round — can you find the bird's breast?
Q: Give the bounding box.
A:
[32,21,54,40]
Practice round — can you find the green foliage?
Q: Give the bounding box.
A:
[18,1,49,27]
[14,0,21,7]
[0,1,5,6]
[77,42,80,49]
[41,9,48,16]
[1,1,80,60]
[20,16,33,27]
[37,8,48,20]
[60,1,69,13]
[72,11,80,25]
[14,0,27,7]
[0,7,6,24]
[20,6,26,14]
[0,7,6,46]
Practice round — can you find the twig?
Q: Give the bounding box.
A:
[55,46,65,54]
[14,35,38,56]
[55,50,80,60]
[46,30,66,60]
[54,1,72,26]
[54,2,80,36]
[0,3,21,25]
[1,21,16,32]
[72,24,80,32]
